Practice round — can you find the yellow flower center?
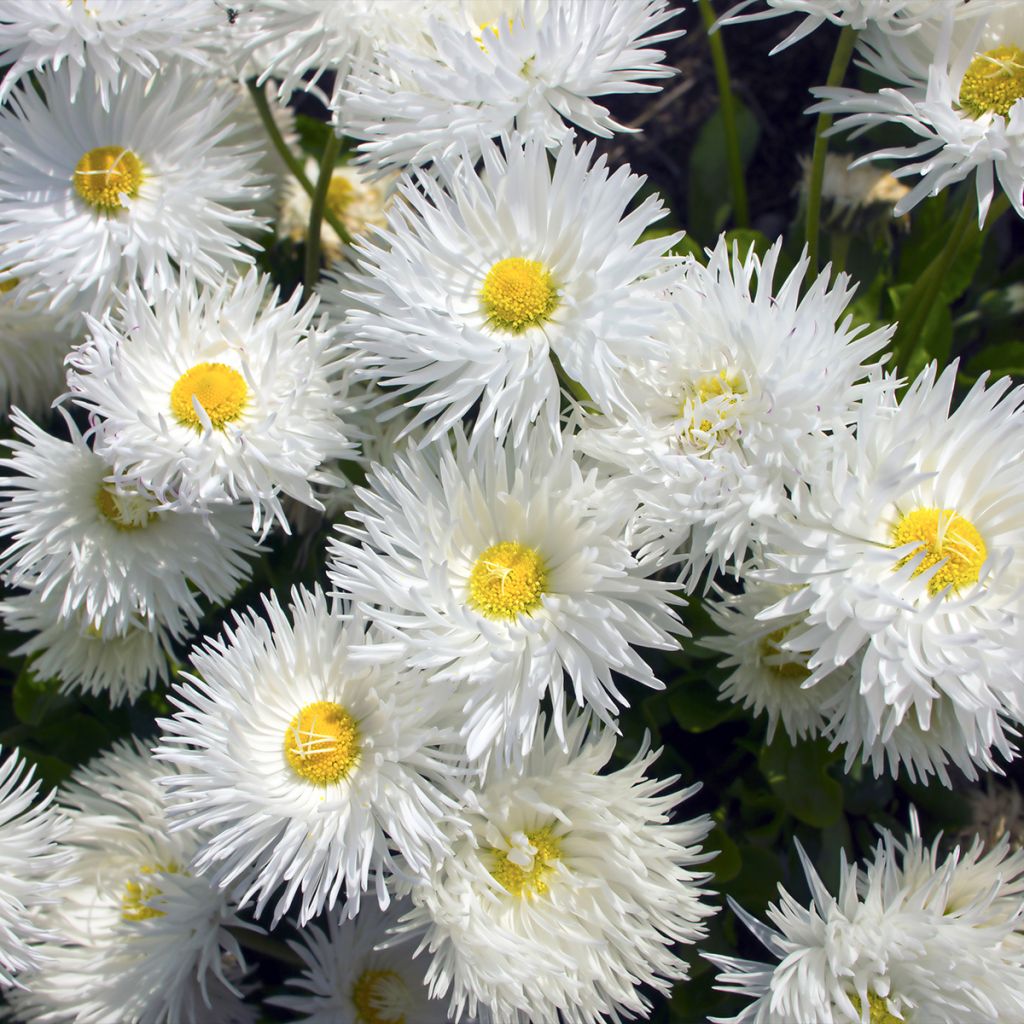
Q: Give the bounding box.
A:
[849,992,902,1024]
[892,507,986,596]
[758,625,810,682]
[95,483,158,531]
[73,145,144,211]
[480,257,558,333]
[681,369,746,439]
[489,826,561,898]
[169,362,249,432]
[122,862,178,922]
[326,175,355,222]
[284,701,360,786]
[468,541,547,619]
[959,45,1024,118]
[351,969,410,1024]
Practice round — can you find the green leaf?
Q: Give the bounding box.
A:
[758,735,843,828]
[667,680,736,733]
[687,101,760,245]
[706,823,741,883]
[13,666,71,726]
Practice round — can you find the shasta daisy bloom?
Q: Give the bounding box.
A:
[337,0,682,173]
[156,586,465,928]
[709,815,1024,1023]
[0,65,269,317]
[0,745,72,988]
[757,363,1024,783]
[810,1,1024,223]
[0,0,229,107]
[704,580,854,743]
[67,269,357,533]
[332,134,681,447]
[398,716,716,1024]
[577,236,893,586]
[0,285,78,416]
[280,158,396,265]
[9,740,256,1024]
[0,409,260,638]
[0,589,174,705]
[269,900,448,1023]
[718,1,943,54]
[328,426,684,765]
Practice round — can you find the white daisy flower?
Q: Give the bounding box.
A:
[0,65,269,317]
[231,0,426,105]
[704,580,854,743]
[0,286,78,416]
[577,236,893,586]
[155,586,465,927]
[328,426,684,765]
[9,739,257,1024]
[796,151,911,232]
[757,363,1024,784]
[810,0,1024,223]
[66,269,357,534]
[279,157,397,265]
[0,745,72,988]
[399,716,715,1024]
[0,0,230,107]
[332,134,680,447]
[268,900,449,1023]
[709,815,1024,1023]
[0,409,260,638]
[0,589,175,705]
[718,0,945,54]
[338,0,682,173]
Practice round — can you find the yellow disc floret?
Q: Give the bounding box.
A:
[73,145,144,211]
[758,625,810,682]
[95,483,158,531]
[849,992,903,1024]
[350,969,409,1024]
[468,541,547,619]
[326,175,355,221]
[892,507,987,596]
[480,257,559,333]
[959,45,1024,119]
[489,826,562,898]
[170,362,249,432]
[284,701,360,786]
[122,862,179,922]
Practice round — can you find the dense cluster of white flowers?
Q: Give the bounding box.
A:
[0,0,1019,1021]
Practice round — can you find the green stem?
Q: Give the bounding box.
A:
[805,26,857,274]
[829,232,850,278]
[229,926,305,969]
[246,79,351,248]
[699,0,748,228]
[891,194,977,372]
[304,132,341,297]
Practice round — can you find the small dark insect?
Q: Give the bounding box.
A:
[226,7,238,25]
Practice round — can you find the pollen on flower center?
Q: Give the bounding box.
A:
[959,45,1024,119]
[681,369,747,438]
[350,968,410,1024]
[849,992,903,1024]
[468,541,547,619]
[73,145,144,211]
[758,626,810,682]
[480,257,559,333]
[95,483,158,531]
[891,507,987,596]
[122,862,179,922]
[284,701,360,786]
[489,825,562,898]
[170,362,249,432]
[326,175,355,221]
